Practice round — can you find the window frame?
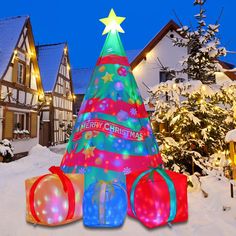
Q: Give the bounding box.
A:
[159,70,176,83]
[17,61,26,85]
[13,112,27,130]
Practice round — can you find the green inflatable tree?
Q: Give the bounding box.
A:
[61,9,162,174]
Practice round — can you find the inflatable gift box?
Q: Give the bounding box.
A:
[126,166,188,228]
[83,167,127,228]
[25,166,84,226]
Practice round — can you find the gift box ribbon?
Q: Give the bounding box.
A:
[29,166,76,223]
[130,166,177,223]
[92,180,127,225]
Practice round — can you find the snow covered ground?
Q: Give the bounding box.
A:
[0,144,236,236]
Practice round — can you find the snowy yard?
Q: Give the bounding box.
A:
[0,144,236,236]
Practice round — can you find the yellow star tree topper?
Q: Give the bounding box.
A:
[99,9,126,35]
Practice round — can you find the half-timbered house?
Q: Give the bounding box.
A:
[0,16,44,156]
[37,43,74,146]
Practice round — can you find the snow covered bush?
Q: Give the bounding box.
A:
[23,130,30,138]
[0,139,14,162]
[149,79,236,174]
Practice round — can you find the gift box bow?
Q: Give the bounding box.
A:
[29,166,76,223]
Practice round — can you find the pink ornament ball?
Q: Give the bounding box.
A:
[117,67,127,77]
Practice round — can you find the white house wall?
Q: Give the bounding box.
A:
[26,93,32,105]
[42,111,50,121]
[12,89,17,103]
[215,72,232,84]
[18,91,25,104]
[3,67,12,82]
[0,86,8,101]
[132,30,188,105]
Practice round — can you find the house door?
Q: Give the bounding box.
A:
[39,122,50,147]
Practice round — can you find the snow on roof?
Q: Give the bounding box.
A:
[130,20,180,69]
[0,16,28,79]
[220,60,235,70]
[72,68,93,94]
[225,129,236,143]
[37,43,65,91]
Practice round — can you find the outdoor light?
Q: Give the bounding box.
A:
[64,47,68,54]
[45,95,52,105]
[72,94,76,100]
[38,92,45,102]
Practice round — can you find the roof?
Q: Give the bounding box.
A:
[0,16,28,79]
[130,20,180,69]
[37,43,66,92]
[72,68,93,94]
[218,60,236,80]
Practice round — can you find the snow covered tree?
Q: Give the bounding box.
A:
[149,0,235,174]
[173,0,226,84]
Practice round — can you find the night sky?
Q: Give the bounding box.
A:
[1,0,236,68]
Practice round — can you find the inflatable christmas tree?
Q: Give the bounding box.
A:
[61,9,162,174]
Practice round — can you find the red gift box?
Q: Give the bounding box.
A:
[126,167,188,228]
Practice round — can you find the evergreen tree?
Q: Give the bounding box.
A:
[172,0,226,84]
[150,80,236,174]
[149,0,235,174]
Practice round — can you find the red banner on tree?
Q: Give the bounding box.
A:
[73,119,149,142]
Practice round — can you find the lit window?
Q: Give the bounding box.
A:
[17,63,25,84]
[14,113,26,130]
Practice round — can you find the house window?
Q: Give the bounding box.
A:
[17,62,25,84]
[58,111,63,123]
[66,112,71,123]
[63,80,67,95]
[14,113,26,130]
[160,71,175,83]
[63,57,67,65]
